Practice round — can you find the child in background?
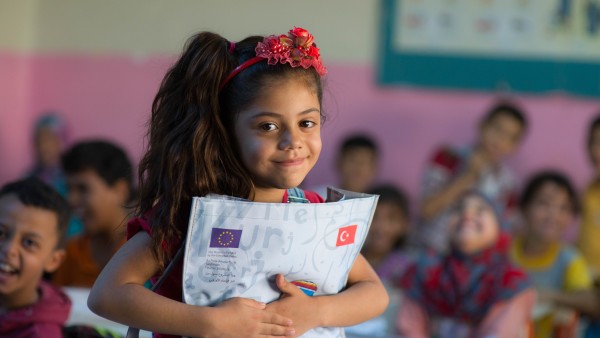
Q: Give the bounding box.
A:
[511,171,600,338]
[346,184,412,337]
[0,178,71,338]
[578,114,600,338]
[398,190,535,338]
[88,27,388,338]
[26,113,69,196]
[313,134,379,198]
[26,113,84,238]
[578,114,600,278]
[52,140,133,288]
[415,102,527,253]
[362,184,412,282]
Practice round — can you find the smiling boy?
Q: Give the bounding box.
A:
[0,178,71,337]
[52,140,133,287]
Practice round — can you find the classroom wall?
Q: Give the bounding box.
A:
[1,0,599,209]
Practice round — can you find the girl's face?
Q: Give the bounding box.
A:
[234,77,322,201]
[448,194,500,255]
[363,201,407,256]
[589,127,600,176]
[523,182,573,244]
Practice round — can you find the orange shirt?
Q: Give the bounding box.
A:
[52,234,125,288]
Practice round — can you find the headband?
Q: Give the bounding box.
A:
[220,27,327,91]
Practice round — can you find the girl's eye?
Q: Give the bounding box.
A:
[260,123,277,131]
[300,120,316,128]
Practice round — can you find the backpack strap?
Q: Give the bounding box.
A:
[287,187,309,204]
[126,240,186,338]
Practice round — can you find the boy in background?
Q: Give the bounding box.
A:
[314,134,379,198]
[52,140,133,288]
[0,178,71,337]
[415,102,527,252]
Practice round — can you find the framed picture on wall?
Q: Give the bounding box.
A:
[378,0,600,97]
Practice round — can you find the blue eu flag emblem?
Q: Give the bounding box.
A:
[209,228,242,248]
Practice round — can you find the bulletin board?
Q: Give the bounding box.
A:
[378,0,600,97]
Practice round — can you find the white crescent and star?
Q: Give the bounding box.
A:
[339,230,349,242]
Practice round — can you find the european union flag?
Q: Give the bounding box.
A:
[209,228,242,248]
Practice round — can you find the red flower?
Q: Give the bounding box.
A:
[254,27,326,76]
[289,26,314,47]
[306,45,320,59]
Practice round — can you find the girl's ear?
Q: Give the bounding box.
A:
[44,248,66,273]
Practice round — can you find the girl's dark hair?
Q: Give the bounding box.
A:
[137,32,324,267]
[519,170,579,215]
[367,184,410,249]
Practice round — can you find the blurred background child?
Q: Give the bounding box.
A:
[25,113,84,238]
[578,114,600,279]
[52,140,133,288]
[26,113,69,196]
[511,170,600,338]
[312,133,379,198]
[398,190,534,338]
[578,113,600,338]
[362,184,412,282]
[346,183,412,337]
[0,178,71,338]
[415,102,528,253]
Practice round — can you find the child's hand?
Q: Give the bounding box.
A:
[212,297,295,338]
[266,274,320,337]
[466,149,489,178]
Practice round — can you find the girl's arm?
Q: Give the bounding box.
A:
[88,232,295,338]
[266,254,389,336]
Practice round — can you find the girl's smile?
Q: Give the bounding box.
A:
[234,77,322,202]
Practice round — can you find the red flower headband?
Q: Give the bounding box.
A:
[220,27,327,91]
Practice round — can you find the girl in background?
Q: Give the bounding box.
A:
[28,113,69,196]
[512,171,600,338]
[362,184,412,282]
[88,27,387,338]
[398,190,535,338]
[347,184,412,337]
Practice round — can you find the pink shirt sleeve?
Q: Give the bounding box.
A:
[472,288,536,338]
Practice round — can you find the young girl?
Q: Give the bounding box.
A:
[87,27,388,338]
[397,190,535,338]
[511,171,600,338]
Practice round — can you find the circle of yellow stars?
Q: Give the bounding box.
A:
[218,230,234,246]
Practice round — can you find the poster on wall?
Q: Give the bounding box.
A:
[379,0,600,96]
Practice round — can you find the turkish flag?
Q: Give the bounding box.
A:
[336,225,357,247]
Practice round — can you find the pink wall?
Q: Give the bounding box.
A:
[2,54,599,211]
[0,53,34,182]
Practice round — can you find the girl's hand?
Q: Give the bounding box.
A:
[212,297,295,338]
[266,274,320,337]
